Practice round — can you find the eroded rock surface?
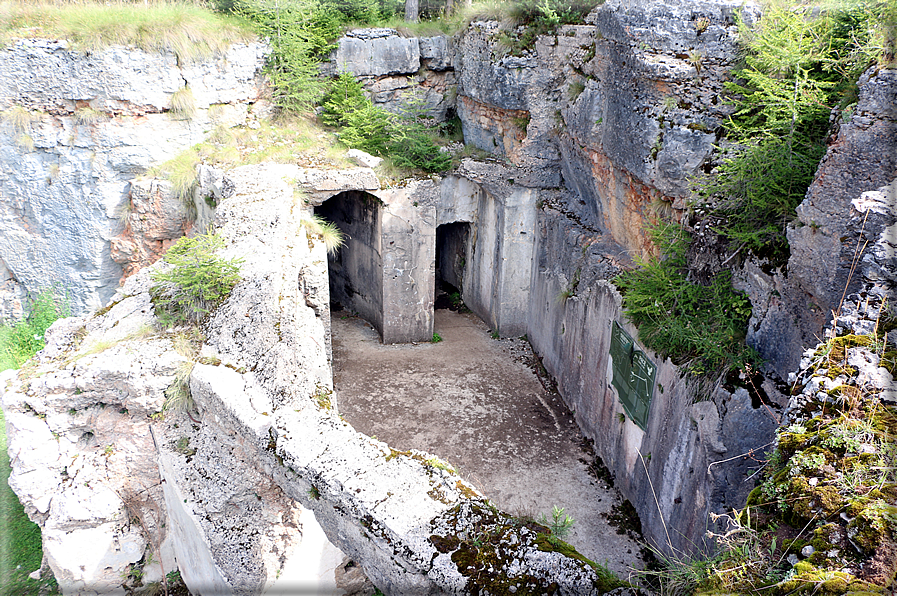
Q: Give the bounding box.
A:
[0,40,269,315]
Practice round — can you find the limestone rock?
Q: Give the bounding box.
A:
[0,40,268,316]
[346,148,383,169]
[331,29,420,77]
[739,68,897,377]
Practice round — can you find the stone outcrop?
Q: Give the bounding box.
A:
[737,68,897,379]
[0,39,269,315]
[450,0,759,255]
[329,29,457,121]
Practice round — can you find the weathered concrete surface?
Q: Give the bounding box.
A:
[526,206,779,556]
[0,39,269,315]
[4,163,623,594]
[316,181,437,344]
[332,308,646,577]
[737,68,897,378]
[433,163,537,338]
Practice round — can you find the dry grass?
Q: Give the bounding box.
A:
[0,1,255,62]
[169,87,197,120]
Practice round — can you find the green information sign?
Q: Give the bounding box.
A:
[610,322,656,430]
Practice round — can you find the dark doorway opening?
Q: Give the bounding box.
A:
[315,191,383,333]
[435,222,470,311]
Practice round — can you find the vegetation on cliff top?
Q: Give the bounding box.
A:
[703,0,891,266]
[0,1,255,60]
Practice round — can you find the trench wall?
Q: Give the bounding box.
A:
[526,209,779,556]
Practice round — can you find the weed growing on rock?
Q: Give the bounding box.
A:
[163,361,196,418]
[613,223,756,376]
[540,505,574,542]
[150,232,242,328]
[301,215,345,255]
[431,332,443,343]
[169,87,197,121]
[74,107,105,125]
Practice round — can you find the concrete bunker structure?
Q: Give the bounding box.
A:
[311,165,538,344]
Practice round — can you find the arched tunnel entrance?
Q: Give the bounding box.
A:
[315,190,385,335]
[314,189,435,344]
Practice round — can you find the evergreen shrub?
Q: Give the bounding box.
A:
[150,232,242,328]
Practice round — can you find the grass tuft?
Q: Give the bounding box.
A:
[169,87,196,120]
[0,2,255,63]
[1,105,35,133]
[301,215,345,255]
[162,360,195,417]
[74,107,105,125]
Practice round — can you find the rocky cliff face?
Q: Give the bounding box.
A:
[740,68,897,378]
[0,39,269,319]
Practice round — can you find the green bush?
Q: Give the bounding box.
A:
[702,139,825,264]
[613,224,756,376]
[497,0,602,55]
[0,292,68,371]
[324,74,452,173]
[235,0,342,113]
[150,232,242,328]
[705,2,886,265]
[320,72,370,127]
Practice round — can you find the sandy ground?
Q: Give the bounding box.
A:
[331,307,646,579]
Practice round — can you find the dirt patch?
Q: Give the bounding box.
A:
[331,308,646,576]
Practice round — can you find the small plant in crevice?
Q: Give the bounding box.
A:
[423,455,455,474]
[74,107,105,125]
[567,79,585,101]
[613,223,756,377]
[162,360,196,418]
[301,215,345,255]
[312,384,334,410]
[431,332,443,343]
[169,87,197,120]
[150,231,242,328]
[540,505,575,544]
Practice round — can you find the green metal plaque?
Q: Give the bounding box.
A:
[610,322,656,430]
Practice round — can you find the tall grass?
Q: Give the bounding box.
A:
[0,292,68,371]
[0,410,59,595]
[0,1,256,61]
[0,292,65,595]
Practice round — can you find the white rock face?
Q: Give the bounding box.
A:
[0,39,268,316]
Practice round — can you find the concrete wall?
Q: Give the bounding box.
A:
[526,208,779,556]
[375,182,437,344]
[438,168,536,337]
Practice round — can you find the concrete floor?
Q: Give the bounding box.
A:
[331,308,645,579]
